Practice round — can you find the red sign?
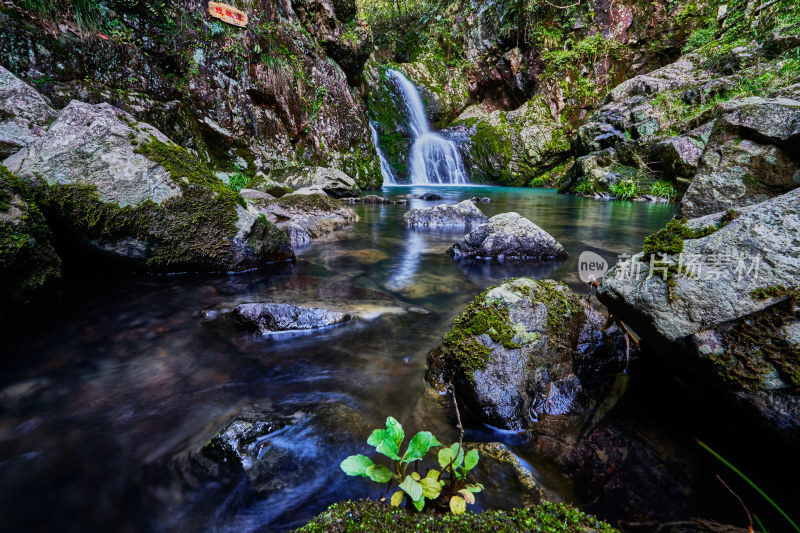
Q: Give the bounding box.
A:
[208,2,248,27]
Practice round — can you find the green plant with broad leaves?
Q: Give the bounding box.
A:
[340,417,484,514]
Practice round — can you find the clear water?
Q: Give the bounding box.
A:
[2,187,797,532]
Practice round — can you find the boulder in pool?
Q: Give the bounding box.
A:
[403,200,487,228]
[420,192,442,201]
[447,212,567,262]
[232,303,351,334]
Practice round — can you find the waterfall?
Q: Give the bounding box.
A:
[370,123,397,185]
[385,69,469,185]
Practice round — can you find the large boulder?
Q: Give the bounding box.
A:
[267,166,359,199]
[3,101,293,272]
[426,278,630,437]
[0,66,58,158]
[403,200,488,228]
[0,165,61,315]
[246,193,358,246]
[677,97,800,218]
[598,189,800,444]
[448,213,568,261]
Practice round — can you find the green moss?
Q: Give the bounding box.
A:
[750,285,797,300]
[268,193,344,212]
[439,285,521,385]
[295,499,618,532]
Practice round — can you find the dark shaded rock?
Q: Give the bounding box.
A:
[420,192,442,201]
[0,65,58,158]
[231,303,351,334]
[651,122,713,181]
[3,101,293,272]
[599,189,800,445]
[0,165,61,316]
[403,200,487,228]
[469,196,491,203]
[677,97,800,218]
[465,442,544,509]
[448,213,567,262]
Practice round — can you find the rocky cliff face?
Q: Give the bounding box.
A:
[0,0,382,189]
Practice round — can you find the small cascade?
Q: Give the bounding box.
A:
[385,68,469,185]
[370,123,397,185]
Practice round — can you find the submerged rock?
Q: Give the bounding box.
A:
[0,165,61,315]
[3,101,293,272]
[0,66,58,158]
[403,200,488,228]
[599,189,800,445]
[677,97,800,218]
[420,192,442,201]
[342,195,406,205]
[231,303,351,334]
[469,196,491,203]
[426,278,630,435]
[448,213,567,262]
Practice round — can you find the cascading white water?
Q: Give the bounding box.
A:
[385,69,469,185]
[370,123,398,185]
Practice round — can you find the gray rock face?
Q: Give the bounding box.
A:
[0,66,58,158]
[677,97,800,218]
[598,189,800,444]
[403,200,488,228]
[3,100,293,272]
[448,212,567,261]
[232,303,351,334]
[269,166,359,198]
[427,278,630,434]
[651,122,713,180]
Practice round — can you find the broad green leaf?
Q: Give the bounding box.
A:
[425,469,440,481]
[438,448,455,468]
[403,431,441,461]
[411,497,425,511]
[448,443,464,467]
[398,475,423,502]
[367,429,401,460]
[464,449,479,471]
[458,489,475,504]
[465,483,484,493]
[385,417,404,448]
[366,464,393,483]
[367,428,390,447]
[390,491,404,507]
[420,476,442,499]
[340,455,374,476]
[449,495,467,514]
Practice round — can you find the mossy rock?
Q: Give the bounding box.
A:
[4,102,293,272]
[295,499,618,532]
[0,165,61,315]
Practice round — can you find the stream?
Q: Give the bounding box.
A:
[2,186,797,532]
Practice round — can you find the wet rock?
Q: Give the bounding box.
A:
[3,101,293,272]
[403,200,488,228]
[0,66,58,158]
[268,166,360,199]
[599,189,800,445]
[342,195,403,205]
[247,193,358,247]
[465,442,544,508]
[677,97,800,218]
[231,303,351,334]
[448,212,567,262]
[426,278,631,435]
[0,166,61,315]
[420,192,442,201]
[469,196,491,203]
